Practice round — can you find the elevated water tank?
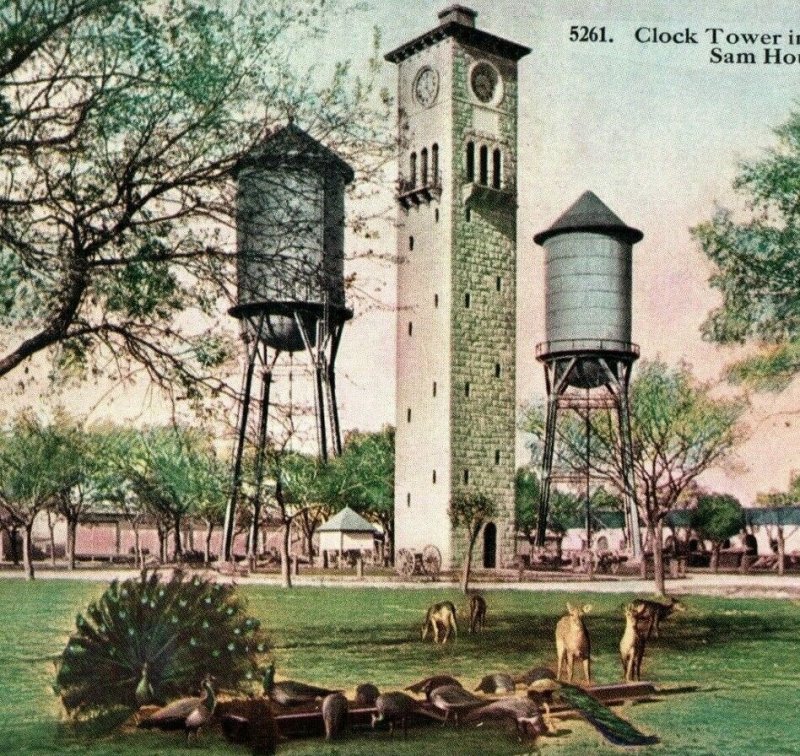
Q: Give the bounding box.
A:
[534,191,642,388]
[231,124,354,351]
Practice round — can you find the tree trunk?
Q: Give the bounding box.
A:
[710,543,720,573]
[157,525,166,564]
[649,520,666,595]
[204,521,213,564]
[131,521,143,568]
[10,527,20,565]
[67,519,78,570]
[47,513,57,567]
[173,517,183,561]
[280,519,292,589]
[777,528,786,576]
[460,527,479,594]
[22,523,35,580]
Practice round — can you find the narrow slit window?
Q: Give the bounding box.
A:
[410,152,417,188]
[496,276,502,292]
[407,408,411,423]
[492,148,502,189]
[432,143,439,184]
[495,363,501,378]
[407,493,411,507]
[465,207,471,222]
[435,208,440,222]
[465,382,470,397]
[433,381,437,397]
[420,147,428,186]
[409,235,414,250]
[464,292,471,308]
[495,450,501,465]
[466,141,475,182]
[479,145,488,185]
[432,470,437,484]
[434,293,439,308]
[463,469,470,485]
[408,322,413,336]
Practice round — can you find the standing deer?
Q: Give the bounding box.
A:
[620,603,649,682]
[555,603,592,683]
[630,596,685,639]
[421,601,458,643]
[469,593,487,633]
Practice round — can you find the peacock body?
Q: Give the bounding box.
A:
[53,570,270,716]
[261,662,340,707]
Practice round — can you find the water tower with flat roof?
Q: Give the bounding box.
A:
[221,124,354,562]
[534,191,643,559]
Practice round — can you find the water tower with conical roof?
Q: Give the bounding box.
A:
[221,124,354,563]
[534,191,643,559]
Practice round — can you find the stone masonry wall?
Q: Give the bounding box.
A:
[449,46,518,568]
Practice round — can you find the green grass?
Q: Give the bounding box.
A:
[3,578,800,754]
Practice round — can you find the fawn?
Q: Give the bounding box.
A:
[555,603,593,683]
[620,603,649,682]
[469,593,487,633]
[421,601,458,643]
[631,596,686,639]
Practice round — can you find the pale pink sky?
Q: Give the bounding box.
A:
[15,1,800,506]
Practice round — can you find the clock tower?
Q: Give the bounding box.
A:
[386,7,530,570]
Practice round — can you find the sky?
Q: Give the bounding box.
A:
[18,1,800,505]
[323,0,800,504]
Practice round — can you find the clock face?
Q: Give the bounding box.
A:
[414,66,439,107]
[471,62,499,104]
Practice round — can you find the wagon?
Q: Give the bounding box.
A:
[395,545,442,579]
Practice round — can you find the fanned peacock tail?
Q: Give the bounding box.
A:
[53,570,270,716]
[557,684,659,747]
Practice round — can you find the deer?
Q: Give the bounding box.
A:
[469,593,487,633]
[630,596,686,639]
[421,601,458,644]
[620,603,649,682]
[555,603,592,683]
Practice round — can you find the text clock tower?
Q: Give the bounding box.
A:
[386,6,530,570]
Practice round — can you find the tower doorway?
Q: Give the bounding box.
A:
[483,522,497,568]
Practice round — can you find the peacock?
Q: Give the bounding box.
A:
[354,682,380,706]
[138,674,215,736]
[322,692,349,740]
[474,673,516,694]
[405,674,462,700]
[261,662,340,707]
[371,692,421,737]
[428,684,485,725]
[53,569,270,716]
[463,696,549,741]
[527,678,659,747]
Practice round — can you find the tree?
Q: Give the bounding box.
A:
[754,473,800,575]
[515,467,581,559]
[330,427,394,561]
[449,490,496,594]
[690,493,743,572]
[521,360,744,594]
[0,412,79,578]
[0,0,390,403]
[693,107,800,391]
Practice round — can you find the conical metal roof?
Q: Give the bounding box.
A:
[534,191,643,245]
[318,506,378,533]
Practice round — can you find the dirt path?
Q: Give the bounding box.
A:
[2,566,799,599]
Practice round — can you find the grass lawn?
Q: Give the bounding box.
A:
[3,578,800,754]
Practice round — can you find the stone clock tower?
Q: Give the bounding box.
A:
[386,6,530,570]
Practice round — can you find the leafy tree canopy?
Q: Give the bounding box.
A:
[691,493,743,544]
[693,107,800,390]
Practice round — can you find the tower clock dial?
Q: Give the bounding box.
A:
[413,66,439,107]
[471,62,500,104]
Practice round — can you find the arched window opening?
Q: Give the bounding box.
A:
[492,148,502,189]
[479,144,488,185]
[420,147,428,186]
[466,141,475,182]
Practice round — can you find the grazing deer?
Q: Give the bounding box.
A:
[631,596,685,639]
[620,603,649,682]
[555,603,592,683]
[421,601,458,644]
[469,593,487,633]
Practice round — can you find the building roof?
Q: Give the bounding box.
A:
[233,123,354,182]
[318,506,378,533]
[534,190,644,246]
[384,6,531,63]
[745,506,800,526]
